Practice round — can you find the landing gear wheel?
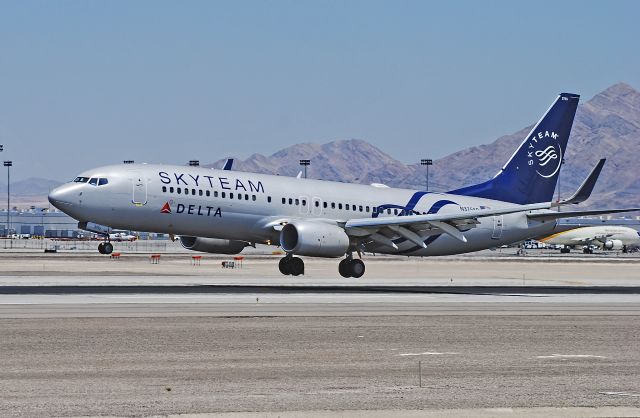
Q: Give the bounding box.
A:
[98,242,105,254]
[290,257,304,276]
[103,242,113,255]
[349,259,365,278]
[339,259,351,278]
[279,257,291,275]
[560,247,570,254]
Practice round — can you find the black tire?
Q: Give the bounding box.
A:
[349,259,365,278]
[338,259,351,278]
[560,247,570,254]
[290,257,304,276]
[279,257,291,275]
[103,242,114,255]
[98,242,105,254]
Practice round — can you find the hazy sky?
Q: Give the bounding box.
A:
[1,0,639,181]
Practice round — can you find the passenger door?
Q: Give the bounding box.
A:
[491,215,503,239]
[131,173,148,206]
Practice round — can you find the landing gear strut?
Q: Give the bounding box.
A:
[339,254,365,278]
[98,241,113,255]
[279,254,304,276]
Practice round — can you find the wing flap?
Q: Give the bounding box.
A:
[528,208,640,221]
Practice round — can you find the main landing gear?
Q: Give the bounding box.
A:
[98,241,113,255]
[339,254,365,278]
[279,254,304,276]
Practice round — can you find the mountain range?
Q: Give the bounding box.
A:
[5,82,640,212]
[207,82,640,211]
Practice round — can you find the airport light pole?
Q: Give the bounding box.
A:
[4,161,12,237]
[421,159,432,191]
[299,159,310,179]
[557,157,565,212]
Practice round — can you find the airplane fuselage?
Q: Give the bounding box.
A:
[50,163,558,256]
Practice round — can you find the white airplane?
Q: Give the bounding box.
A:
[540,226,640,253]
[48,92,639,277]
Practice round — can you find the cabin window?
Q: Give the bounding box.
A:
[345,204,350,210]
[359,205,363,212]
[302,199,306,206]
[252,195,257,201]
[177,188,182,194]
[323,202,327,208]
[199,190,203,196]
[315,201,320,207]
[282,198,286,204]
[207,190,211,197]
[230,193,234,199]
[162,186,167,193]
[394,209,398,215]
[221,192,226,198]
[288,198,293,205]
[366,206,370,212]
[295,199,299,206]
[170,187,174,193]
[267,196,271,203]
[387,209,391,215]
[372,207,377,214]
[245,194,249,200]
[331,202,335,209]
[338,203,343,210]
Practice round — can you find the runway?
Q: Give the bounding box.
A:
[1,253,640,417]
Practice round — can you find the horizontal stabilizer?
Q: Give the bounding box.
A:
[528,207,640,221]
[553,159,605,206]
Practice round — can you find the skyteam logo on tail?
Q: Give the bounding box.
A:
[527,130,563,178]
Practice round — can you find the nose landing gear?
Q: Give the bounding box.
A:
[98,241,113,255]
[278,254,304,276]
[339,254,365,278]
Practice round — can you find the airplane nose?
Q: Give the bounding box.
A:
[48,185,74,209]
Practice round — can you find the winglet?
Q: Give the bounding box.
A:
[222,158,234,170]
[553,158,605,206]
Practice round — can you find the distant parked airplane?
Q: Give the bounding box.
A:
[541,226,640,253]
[48,92,639,277]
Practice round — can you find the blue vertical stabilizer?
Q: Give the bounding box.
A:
[450,93,580,204]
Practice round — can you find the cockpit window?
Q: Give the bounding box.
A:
[89,178,98,186]
[98,178,108,186]
[74,177,90,183]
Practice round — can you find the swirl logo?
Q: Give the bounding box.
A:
[535,146,558,167]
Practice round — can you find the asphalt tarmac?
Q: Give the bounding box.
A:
[1,252,640,417]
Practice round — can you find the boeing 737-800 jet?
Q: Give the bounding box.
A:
[48,93,639,277]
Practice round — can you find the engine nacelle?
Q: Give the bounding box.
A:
[603,239,623,250]
[279,221,350,257]
[179,236,248,254]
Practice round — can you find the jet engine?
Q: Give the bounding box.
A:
[603,239,623,250]
[279,221,350,257]
[179,236,248,254]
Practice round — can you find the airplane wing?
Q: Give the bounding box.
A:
[569,234,611,244]
[344,202,550,248]
[553,159,605,206]
[528,208,640,221]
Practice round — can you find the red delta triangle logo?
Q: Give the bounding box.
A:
[160,202,172,214]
